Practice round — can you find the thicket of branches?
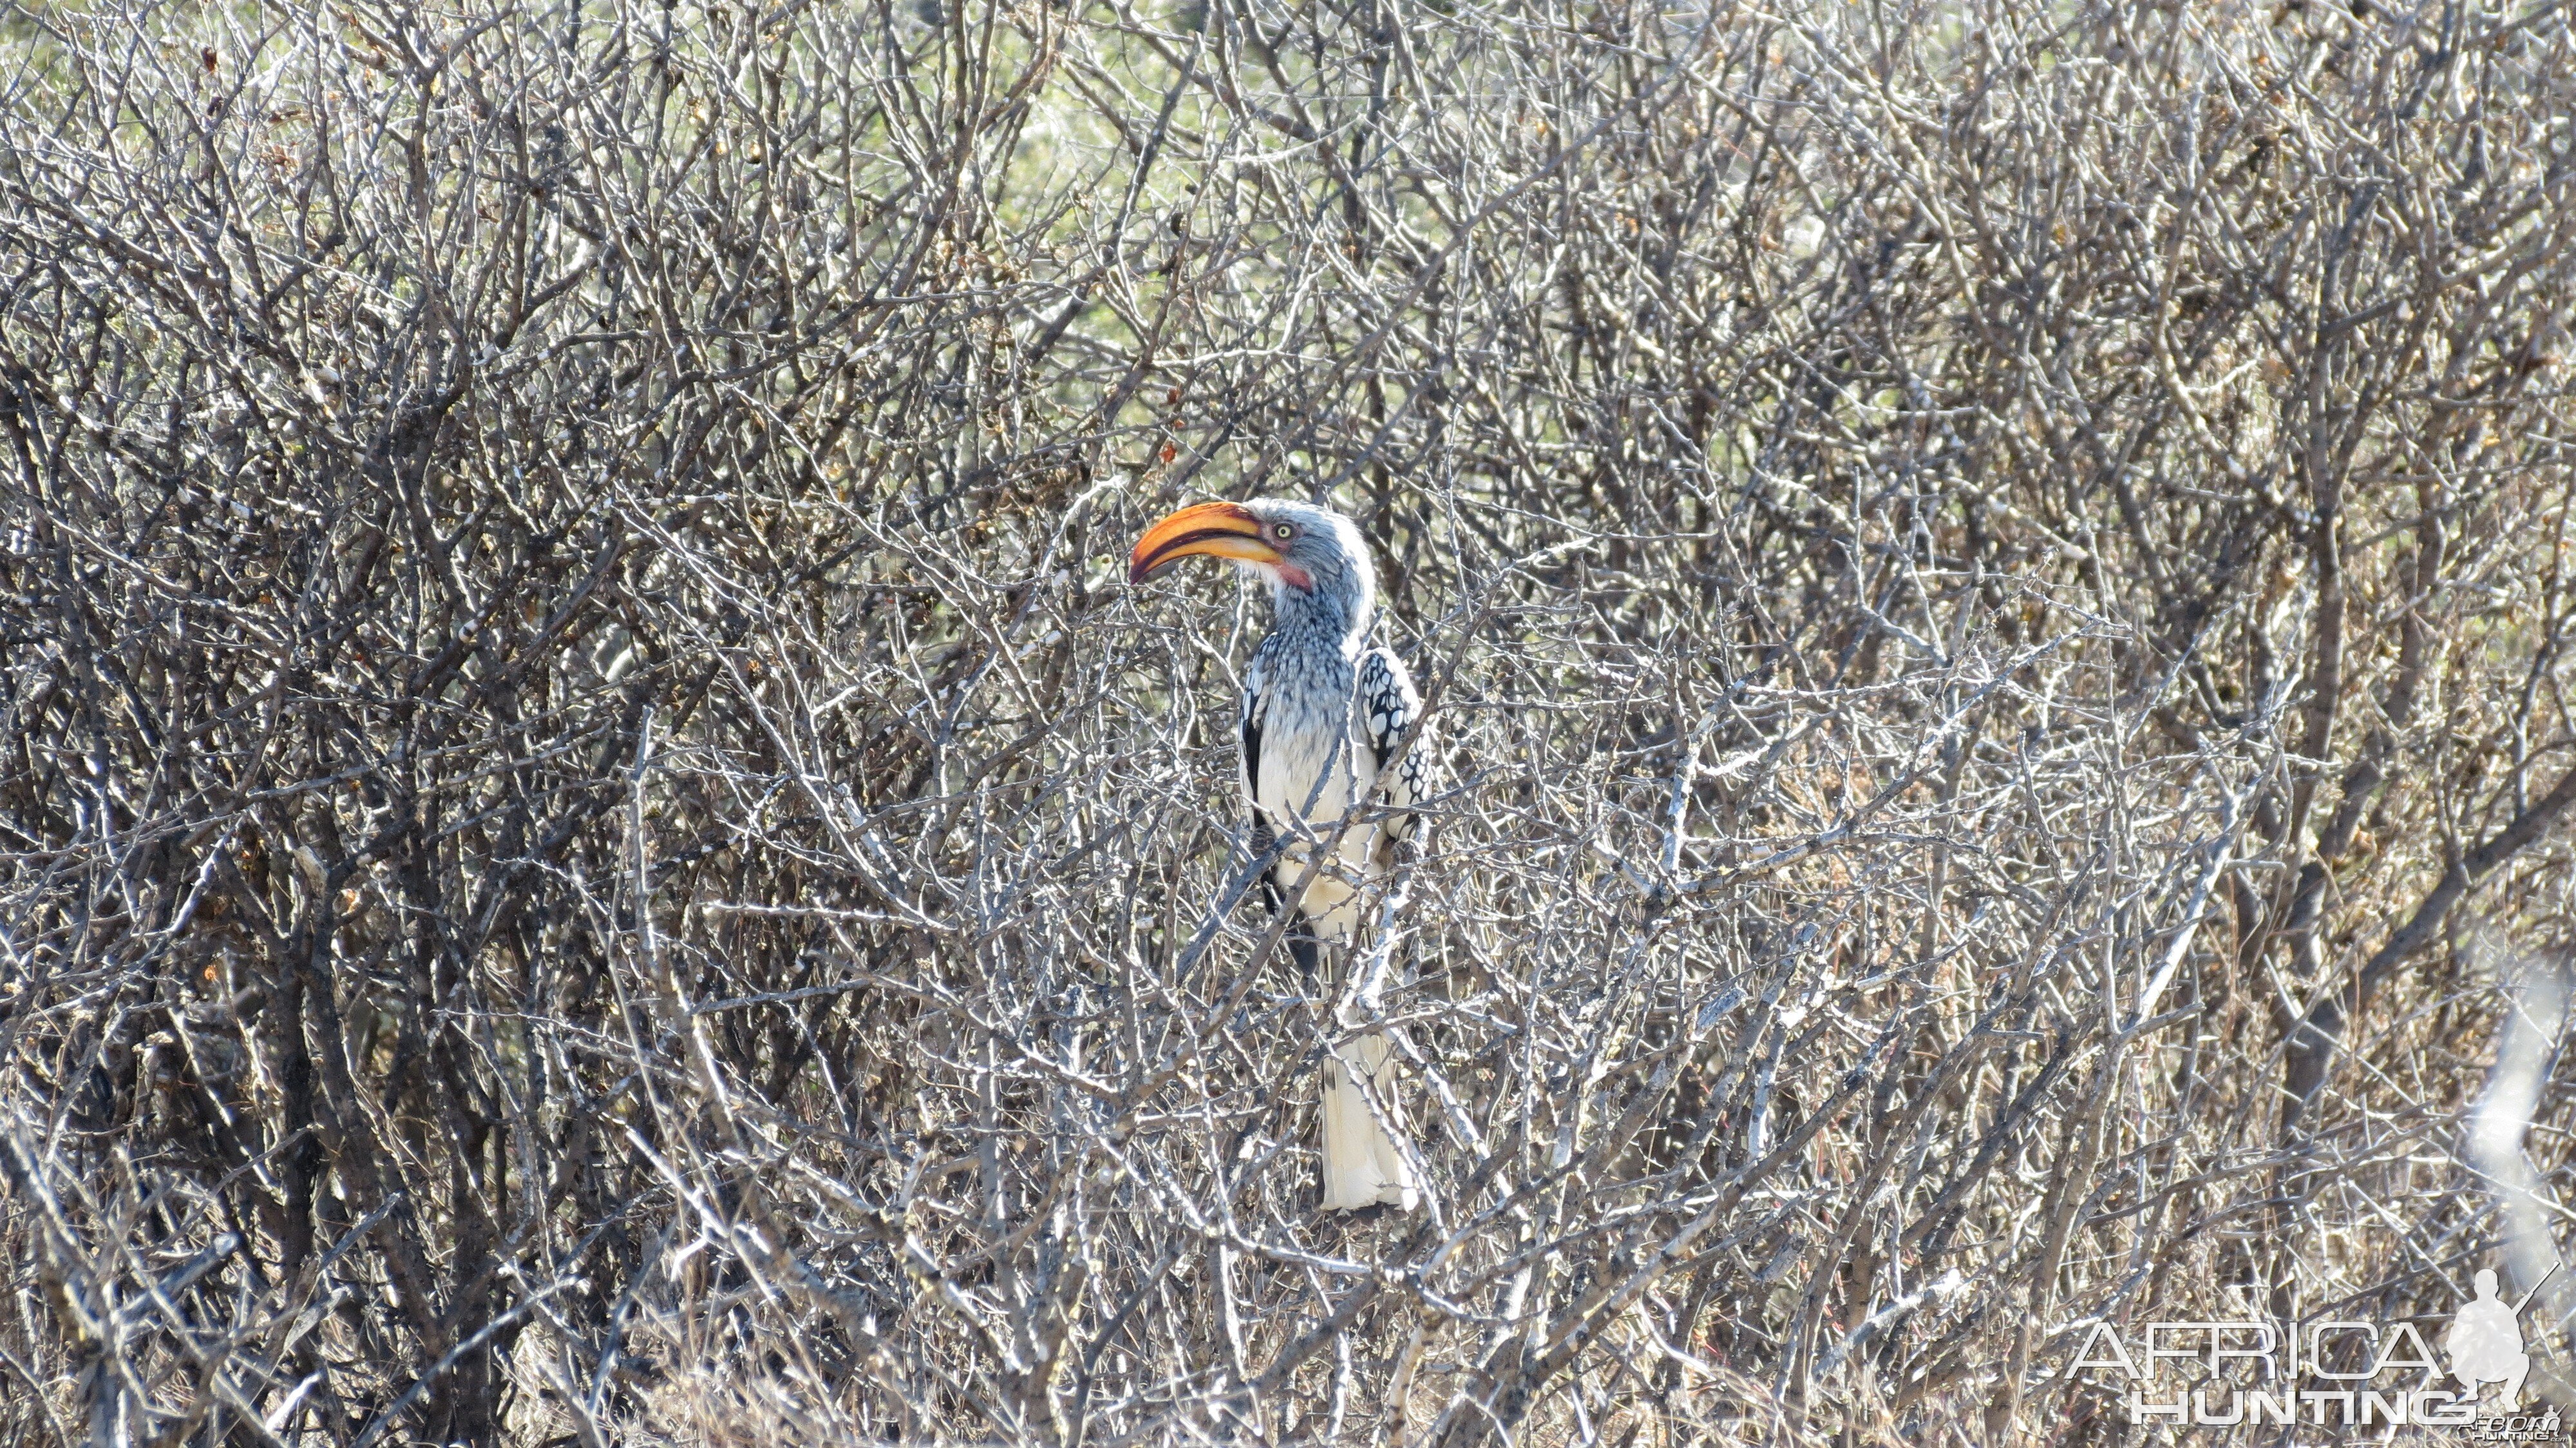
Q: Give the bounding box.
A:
[7,0,2576,1442]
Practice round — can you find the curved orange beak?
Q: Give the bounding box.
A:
[1128,501,1282,584]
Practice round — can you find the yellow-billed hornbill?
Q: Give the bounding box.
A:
[1130,499,1426,1212]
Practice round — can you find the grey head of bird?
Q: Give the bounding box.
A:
[1128,498,1375,640]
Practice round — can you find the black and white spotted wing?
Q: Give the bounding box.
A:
[1357,646,1426,853]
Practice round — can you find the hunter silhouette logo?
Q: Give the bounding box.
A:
[2449,1266,2555,1411]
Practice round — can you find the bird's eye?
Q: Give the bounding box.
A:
[1273,523,1294,541]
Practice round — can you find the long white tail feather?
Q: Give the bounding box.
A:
[1306,823,1421,1213]
[1321,1030,1417,1211]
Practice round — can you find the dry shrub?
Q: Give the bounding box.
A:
[6,0,2576,1443]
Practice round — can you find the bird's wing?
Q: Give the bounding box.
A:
[1357,647,1426,852]
[1240,669,1321,976]
[1239,664,1288,866]
[1239,680,1266,823]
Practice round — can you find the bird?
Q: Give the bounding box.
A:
[1129,498,1426,1212]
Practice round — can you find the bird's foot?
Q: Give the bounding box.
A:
[1326,1199,1402,1226]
